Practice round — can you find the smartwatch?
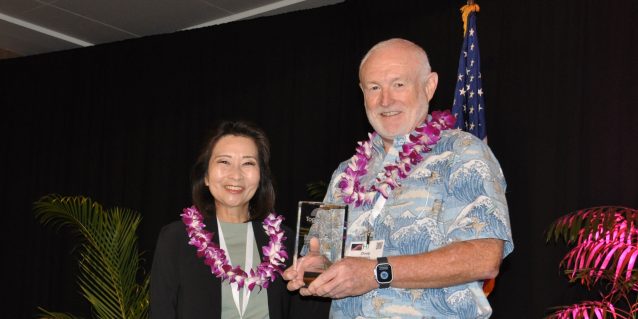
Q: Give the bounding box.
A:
[374,256,393,288]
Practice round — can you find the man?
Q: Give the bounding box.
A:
[284,38,513,318]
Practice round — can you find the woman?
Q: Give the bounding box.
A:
[150,120,294,318]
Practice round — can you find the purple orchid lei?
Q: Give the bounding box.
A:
[181,206,288,291]
[337,110,456,207]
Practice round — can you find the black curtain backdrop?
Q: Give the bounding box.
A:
[2,0,637,318]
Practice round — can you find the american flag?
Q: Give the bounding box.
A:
[452,4,496,296]
[451,5,487,141]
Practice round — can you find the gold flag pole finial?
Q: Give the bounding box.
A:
[460,1,480,36]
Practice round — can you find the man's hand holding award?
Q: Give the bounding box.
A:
[287,201,348,288]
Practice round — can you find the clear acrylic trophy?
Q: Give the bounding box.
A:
[293,201,348,285]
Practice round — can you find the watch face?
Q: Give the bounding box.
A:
[376,263,393,283]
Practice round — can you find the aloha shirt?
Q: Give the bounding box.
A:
[324,128,514,319]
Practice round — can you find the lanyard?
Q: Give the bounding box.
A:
[217,220,254,319]
[366,139,404,241]
[364,195,387,244]
[368,195,387,223]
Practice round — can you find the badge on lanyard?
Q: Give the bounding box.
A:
[344,196,386,260]
[345,239,385,259]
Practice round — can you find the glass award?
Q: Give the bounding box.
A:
[293,201,348,285]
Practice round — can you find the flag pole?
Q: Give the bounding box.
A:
[461,0,496,297]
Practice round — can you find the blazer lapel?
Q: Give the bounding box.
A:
[252,219,285,318]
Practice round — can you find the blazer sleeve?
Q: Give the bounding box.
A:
[150,223,180,319]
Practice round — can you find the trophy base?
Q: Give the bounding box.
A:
[303,271,322,286]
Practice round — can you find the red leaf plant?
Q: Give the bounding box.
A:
[546,206,638,319]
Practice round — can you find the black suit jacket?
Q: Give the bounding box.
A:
[150,216,294,319]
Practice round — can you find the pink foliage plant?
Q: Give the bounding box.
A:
[546,206,638,319]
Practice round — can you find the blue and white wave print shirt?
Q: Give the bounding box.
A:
[324,129,514,319]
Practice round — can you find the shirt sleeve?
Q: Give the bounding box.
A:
[445,133,514,257]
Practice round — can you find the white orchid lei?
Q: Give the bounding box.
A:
[337,110,456,207]
[181,206,288,291]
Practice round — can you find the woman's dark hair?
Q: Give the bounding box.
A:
[191,120,275,221]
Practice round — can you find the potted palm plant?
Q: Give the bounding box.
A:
[306,180,328,201]
[33,194,149,319]
[545,206,638,318]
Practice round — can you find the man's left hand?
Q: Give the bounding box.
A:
[302,257,378,299]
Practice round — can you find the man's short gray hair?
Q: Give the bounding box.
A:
[359,38,432,80]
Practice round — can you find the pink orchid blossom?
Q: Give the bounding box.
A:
[335,110,455,207]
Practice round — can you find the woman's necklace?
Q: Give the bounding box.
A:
[336,110,455,208]
[182,206,288,291]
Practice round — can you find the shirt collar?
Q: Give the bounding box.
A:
[370,132,411,158]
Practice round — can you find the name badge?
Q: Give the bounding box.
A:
[345,240,384,259]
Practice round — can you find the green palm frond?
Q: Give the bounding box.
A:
[36,307,83,319]
[33,194,149,319]
[306,180,328,201]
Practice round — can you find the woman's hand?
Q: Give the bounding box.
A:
[283,237,330,291]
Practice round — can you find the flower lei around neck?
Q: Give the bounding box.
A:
[181,206,288,291]
[337,110,456,207]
